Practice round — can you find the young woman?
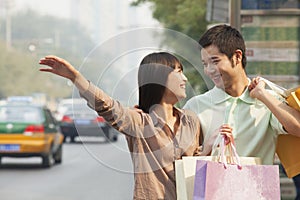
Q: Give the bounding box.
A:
[39,52,203,200]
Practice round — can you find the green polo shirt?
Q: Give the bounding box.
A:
[184,84,287,165]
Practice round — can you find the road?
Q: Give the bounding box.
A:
[0,135,134,200]
[0,133,296,200]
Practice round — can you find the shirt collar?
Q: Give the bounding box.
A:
[211,78,256,104]
[149,106,187,126]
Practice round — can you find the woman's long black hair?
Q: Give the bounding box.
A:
[138,52,182,113]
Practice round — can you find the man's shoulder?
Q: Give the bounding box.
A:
[186,90,213,103]
[184,90,214,111]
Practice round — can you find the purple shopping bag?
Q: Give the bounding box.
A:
[193,160,280,200]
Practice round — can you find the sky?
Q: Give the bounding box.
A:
[11,0,160,43]
[12,0,71,18]
[11,0,159,25]
[6,0,163,103]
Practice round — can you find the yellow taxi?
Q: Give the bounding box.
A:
[0,97,64,167]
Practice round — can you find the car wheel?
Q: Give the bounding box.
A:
[42,151,54,168]
[70,136,76,143]
[112,134,118,142]
[54,145,62,164]
[105,130,118,142]
[104,130,111,143]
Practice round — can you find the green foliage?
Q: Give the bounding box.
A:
[132,0,208,41]
[132,0,300,93]
[131,0,210,95]
[4,10,95,57]
[242,27,300,41]
[0,10,97,99]
[246,61,299,75]
[0,41,73,99]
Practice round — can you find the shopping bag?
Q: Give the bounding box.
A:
[193,135,280,200]
[276,134,300,178]
[260,78,300,178]
[193,160,280,200]
[175,135,261,200]
[175,156,261,200]
[175,160,188,200]
[260,77,300,111]
[286,88,300,111]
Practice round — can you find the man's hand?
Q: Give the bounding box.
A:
[248,76,266,100]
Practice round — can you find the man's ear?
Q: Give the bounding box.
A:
[235,49,243,64]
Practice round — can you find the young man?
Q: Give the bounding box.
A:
[184,24,300,165]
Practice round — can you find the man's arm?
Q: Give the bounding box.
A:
[249,77,300,137]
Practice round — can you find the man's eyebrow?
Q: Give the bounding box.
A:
[209,55,220,60]
[202,55,219,62]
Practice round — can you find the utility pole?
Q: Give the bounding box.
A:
[5,0,12,50]
[1,0,14,51]
[229,0,241,31]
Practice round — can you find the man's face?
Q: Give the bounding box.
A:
[201,45,236,89]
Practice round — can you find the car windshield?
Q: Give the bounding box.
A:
[0,106,44,123]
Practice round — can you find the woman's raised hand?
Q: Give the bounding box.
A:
[39,55,79,82]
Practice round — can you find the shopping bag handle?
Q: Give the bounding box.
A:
[214,135,242,169]
[259,77,287,98]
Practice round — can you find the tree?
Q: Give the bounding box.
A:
[6,10,95,57]
[131,0,210,95]
[132,0,208,41]
[0,10,97,99]
[0,40,73,99]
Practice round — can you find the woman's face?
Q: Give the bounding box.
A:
[163,64,188,104]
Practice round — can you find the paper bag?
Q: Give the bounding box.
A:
[261,78,300,178]
[176,134,262,200]
[176,155,261,200]
[286,87,300,111]
[276,134,300,178]
[193,160,280,200]
[175,156,261,200]
[260,77,300,111]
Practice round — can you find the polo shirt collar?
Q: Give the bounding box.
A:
[211,78,256,104]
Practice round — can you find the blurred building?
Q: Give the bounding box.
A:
[12,0,159,44]
[69,0,159,44]
[207,1,300,199]
[207,0,300,89]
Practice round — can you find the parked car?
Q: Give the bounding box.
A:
[0,97,64,167]
[57,98,118,143]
